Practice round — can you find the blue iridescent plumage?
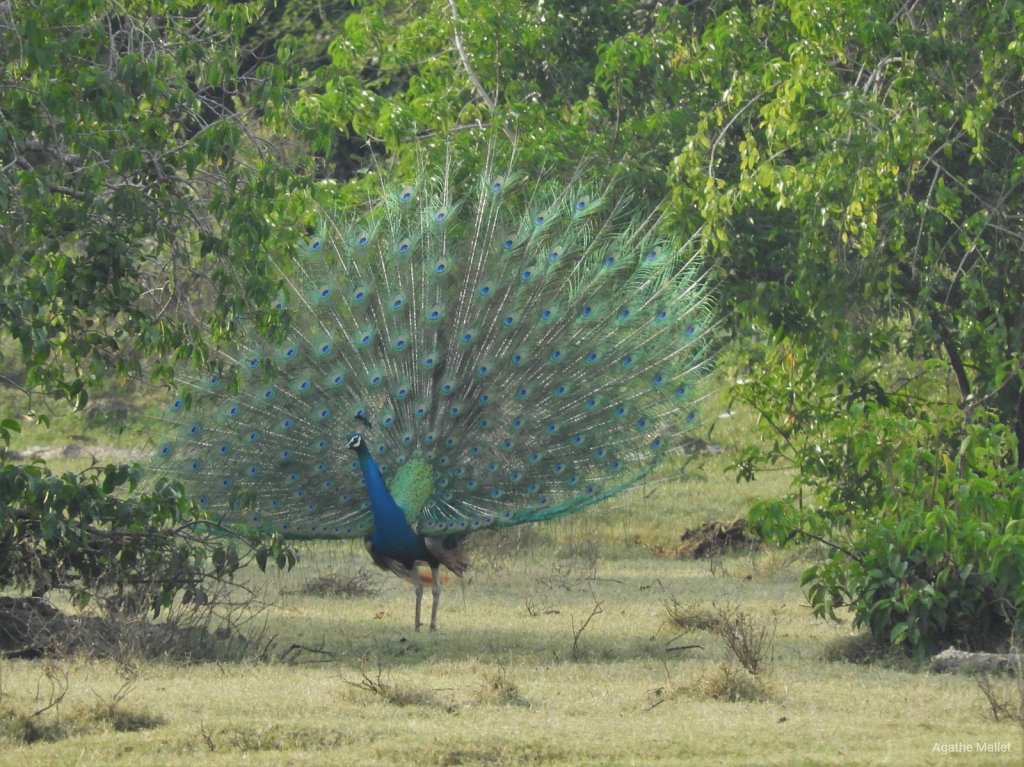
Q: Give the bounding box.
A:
[155,151,715,630]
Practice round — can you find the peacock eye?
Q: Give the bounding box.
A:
[150,161,713,637]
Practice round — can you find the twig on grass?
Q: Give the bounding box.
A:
[570,588,603,661]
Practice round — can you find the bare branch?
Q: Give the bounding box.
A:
[445,0,515,141]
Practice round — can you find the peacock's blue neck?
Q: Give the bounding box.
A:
[353,445,423,556]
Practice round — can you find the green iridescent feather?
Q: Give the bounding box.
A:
[389,459,435,526]
[153,147,715,541]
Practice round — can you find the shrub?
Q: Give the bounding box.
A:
[751,405,1024,658]
[0,453,296,634]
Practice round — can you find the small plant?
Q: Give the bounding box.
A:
[345,660,437,706]
[524,594,560,617]
[822,633,915,669]
[749,407,1024,658]
[346,661,392,699]
[0,707,67,744]
[665,597,722,635]
[713,603,776,676]
[647,658,771,706]
[540,554,599,593]
[976,668,1024,728]
[0,656,162,745]
[84,655,163,733]
[686,662,771,703]
[32,658,69,719]
[0,457,297,627]
[569,590,603,661]
[659,598,776,704]
[665,598,776,676]
[85,703,164,733]
[290,568,381,599]
[471,666,529,707]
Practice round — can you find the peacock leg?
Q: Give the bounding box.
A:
[413,571,424,632]
[429,565,442,631]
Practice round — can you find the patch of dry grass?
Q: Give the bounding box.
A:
[1,405,1019,765]
[2,534,1020,766]
[287,567,382,599]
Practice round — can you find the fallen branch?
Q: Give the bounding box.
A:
[930,646,1023,674]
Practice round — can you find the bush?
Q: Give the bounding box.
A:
[751,405,1024,658]
[0,448,296,624]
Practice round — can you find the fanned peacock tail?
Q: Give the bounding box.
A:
[154,151,715,542]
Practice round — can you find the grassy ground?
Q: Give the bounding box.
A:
[1,479,1021,766]
[1,378,1021,765]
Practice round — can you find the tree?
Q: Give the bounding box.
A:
[666,0,1024,654]
[1,0,299,618]
[295,0,694,185]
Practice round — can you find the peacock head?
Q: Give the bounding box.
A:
[346,433,370,455]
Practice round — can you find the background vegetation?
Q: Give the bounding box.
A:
[2,0,1021,677]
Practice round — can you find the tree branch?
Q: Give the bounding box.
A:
[445,0,515,141]
[786,528,864,563]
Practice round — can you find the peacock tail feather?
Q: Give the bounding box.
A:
[154,151,715,540]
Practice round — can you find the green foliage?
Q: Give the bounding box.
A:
[749,389,1024,655]
[0,0,301,615]
[4,0,1022,656]
[669,0,1024,444]
[666,0,1024,655]
[298,0,694,190]
[1,0,302,401]
[0,454,296,616]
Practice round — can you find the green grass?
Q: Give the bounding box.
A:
[0,366,154,475]
[2,380,1021,765]
[2,525,1021,765]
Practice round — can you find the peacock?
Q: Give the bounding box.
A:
[154,148,714,631]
